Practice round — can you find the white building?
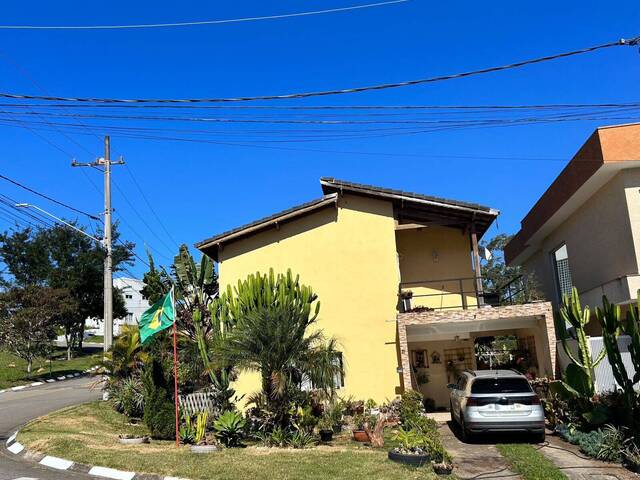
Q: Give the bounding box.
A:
[86,277,150,336]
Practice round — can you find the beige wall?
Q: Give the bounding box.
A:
[217,193,402,405]
[522,169,640,309]
[396,226,477,310]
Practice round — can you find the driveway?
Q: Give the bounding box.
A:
[0,376,101,480]
[438,418,521,480]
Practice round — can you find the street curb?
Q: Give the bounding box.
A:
[4,426,190,480]
[0,366,100,396]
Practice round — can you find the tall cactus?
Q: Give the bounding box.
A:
[555,287,605,397]
[596,293,640,434]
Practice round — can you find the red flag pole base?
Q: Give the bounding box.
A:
[173,321,179,448]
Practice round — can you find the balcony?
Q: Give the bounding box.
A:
[399,276,481,312]
[398,274,534,312]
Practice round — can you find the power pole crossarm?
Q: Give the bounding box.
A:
[71,136,124,353]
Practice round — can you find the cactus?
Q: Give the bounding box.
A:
[554,287,605,397]
[596,293,640,434]
[195,411,209,445]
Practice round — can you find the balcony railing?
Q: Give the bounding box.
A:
[399,276,483,312]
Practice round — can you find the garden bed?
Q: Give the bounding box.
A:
[18,402,442,480]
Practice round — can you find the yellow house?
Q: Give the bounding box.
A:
[196,178,556,408]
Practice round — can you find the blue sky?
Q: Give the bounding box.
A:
[0,1,638,277]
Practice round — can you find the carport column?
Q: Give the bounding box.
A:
[397,319,414,391]
[540,305,557,378]
[470,224,484,306]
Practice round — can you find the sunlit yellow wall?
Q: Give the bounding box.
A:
[217,194,402,407]
[396,227,477,310]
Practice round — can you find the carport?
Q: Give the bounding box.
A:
[397,302,556,409]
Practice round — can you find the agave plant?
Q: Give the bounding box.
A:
[213,410,246,447]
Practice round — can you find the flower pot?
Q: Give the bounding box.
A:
[388,449,430,467]
[118,435,149,445]
[190,444,218,454]
[319,429,334,442]
[352,430,369,442]
[432,462,454,475]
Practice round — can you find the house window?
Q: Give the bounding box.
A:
[126,313,133,322]
[552,244,574,300]
[125,294,133,299]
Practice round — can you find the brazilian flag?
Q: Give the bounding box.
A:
[139,289,175,345]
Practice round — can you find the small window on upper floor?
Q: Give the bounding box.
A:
[552,244,574,301]
[125,294,133,299]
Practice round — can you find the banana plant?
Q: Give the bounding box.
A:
[554,287,605,398]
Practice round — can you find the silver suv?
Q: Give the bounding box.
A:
[448,369,545,442]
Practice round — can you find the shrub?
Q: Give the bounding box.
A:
[597,425,624,462]
[405,415,437,434]
[179,413,196,444]
[399,389,424,426]
[269,426,290,447]
[143,360,176,440]
[577,430,605,458]
[289,430,316,448]
[111,376,144,419]
[213,410,246,447]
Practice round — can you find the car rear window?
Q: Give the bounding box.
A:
[470,377,532,394]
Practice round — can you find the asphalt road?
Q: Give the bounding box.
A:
[0,377,102,480]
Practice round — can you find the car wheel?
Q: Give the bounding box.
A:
[449,401,457,424]
[532,431,546,444]
[459,411,471,442]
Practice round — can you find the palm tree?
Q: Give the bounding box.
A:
[219,303,343,425]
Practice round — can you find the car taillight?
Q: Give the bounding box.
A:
[466,397,480,407]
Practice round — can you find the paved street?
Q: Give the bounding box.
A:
[0,377,101,480]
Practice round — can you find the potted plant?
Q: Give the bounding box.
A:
[352,413,369,442]
[317,416,334,442]
[430,440,454,475]
[118,433,150,445]
[399,290,413,312]
[388,427,430,467]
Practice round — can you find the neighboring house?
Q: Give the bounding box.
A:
[505,123,640,334]
[196,178,556,407]
[85,277,150,336]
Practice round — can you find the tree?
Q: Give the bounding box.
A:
[480,233,543,304]
[217,270,343,426]
[0,286,76,373]
[0,221,134,358]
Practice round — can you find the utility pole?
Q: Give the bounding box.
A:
[72,136,124,353]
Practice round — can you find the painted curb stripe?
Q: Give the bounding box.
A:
[7,431,17,445]
[8,441,24,454]
[30,382,43,387]
[88,466,135,480]
[11,385,26,391]
[45,379,56,383]
[40,455,74,470]
[56,376,66,380]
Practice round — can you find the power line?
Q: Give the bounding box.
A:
[1,101,638,110]
[123,163,180,248]
[0,172,100,220]
[0,0,408,30]
[0,36,637,104]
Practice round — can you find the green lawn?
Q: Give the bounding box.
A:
[0,348,101,389]
[497,444,567,480]
[85,335,104,344]
[18,402,439,480]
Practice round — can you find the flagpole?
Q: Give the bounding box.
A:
[171,287,180,448]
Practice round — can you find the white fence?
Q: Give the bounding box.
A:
[556,335,636,393]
